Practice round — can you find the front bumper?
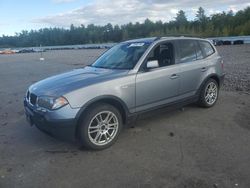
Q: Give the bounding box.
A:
[24,99,79,141]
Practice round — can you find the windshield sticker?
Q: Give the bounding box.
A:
[128,43,145,47]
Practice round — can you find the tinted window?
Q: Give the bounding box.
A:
[179,40,197,63]
[199,41,215,57]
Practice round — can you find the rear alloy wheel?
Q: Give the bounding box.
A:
[198,78,219,107]
[79,103,123,150]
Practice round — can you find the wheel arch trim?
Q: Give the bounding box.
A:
[74,95,131,135]
[196,73,221,96]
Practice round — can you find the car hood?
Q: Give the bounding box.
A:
[29,66,129,97]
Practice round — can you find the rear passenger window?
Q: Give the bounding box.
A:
[199,41,215,57]
[179,40,197,63]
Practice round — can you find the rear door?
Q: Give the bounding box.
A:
[176,39,207,97]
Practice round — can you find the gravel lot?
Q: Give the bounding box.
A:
[0,45,249,188]
[217,45,250,92]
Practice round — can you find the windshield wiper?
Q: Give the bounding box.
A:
[91,65,110,69]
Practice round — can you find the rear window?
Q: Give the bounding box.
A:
[199,41,215,57]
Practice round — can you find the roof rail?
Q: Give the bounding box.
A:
[160,34,203,38]
[154,37,162,41]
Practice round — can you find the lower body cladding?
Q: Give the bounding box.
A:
[24,99,80,141]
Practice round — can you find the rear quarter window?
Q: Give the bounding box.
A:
[199,41,215,57]
[195,41,204,60]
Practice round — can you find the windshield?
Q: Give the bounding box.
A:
[92,42,151,69]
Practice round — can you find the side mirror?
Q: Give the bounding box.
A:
[146,60,159,69]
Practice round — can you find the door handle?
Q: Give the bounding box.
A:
[170,74,179,79]
[201,67,207,72]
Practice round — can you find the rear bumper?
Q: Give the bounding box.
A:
[24,99,77,141]
[219,73,226,86]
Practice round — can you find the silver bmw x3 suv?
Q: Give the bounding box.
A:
[24,37,225,150]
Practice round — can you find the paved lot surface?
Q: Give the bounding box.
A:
[0,46,250,188]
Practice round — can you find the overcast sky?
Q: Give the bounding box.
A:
[0,0,249,36]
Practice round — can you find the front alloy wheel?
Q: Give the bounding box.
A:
[88,111,119,146]
[79,103,123,150]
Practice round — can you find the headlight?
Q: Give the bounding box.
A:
[37,96,69,110]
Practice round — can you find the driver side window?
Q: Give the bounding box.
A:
[147,42,175,68]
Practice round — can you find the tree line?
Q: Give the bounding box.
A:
[1,7,250,48]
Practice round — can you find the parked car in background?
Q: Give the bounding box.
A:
[0,49,16,54]
[18,48,34,53]
[24,37,225,150]
[212,39,223,46]
[233,40,244,45]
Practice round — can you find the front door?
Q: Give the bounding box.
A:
[135,42,180,112]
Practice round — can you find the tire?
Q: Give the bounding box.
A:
[198,78,219,108]
[79,103,123,150]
